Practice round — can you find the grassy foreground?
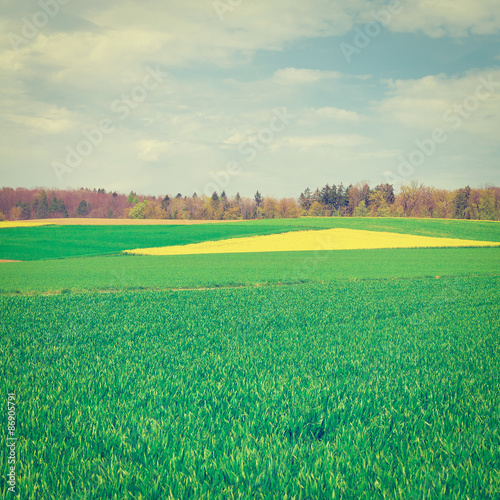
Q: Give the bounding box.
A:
[0,247,499,294]
[1,277,499,499]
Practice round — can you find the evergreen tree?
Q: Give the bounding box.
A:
[299,188,312,210]
[254,191,263,207]
[36,191,49,219]
[161,195,171,211]
[76,200,91,217]
[453,186,471,219]
[49,197,59,215]
[15,200,31,220]
[58,199,69,218]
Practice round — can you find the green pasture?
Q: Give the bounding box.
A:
[0,247,498,294]
[1,277,499,499]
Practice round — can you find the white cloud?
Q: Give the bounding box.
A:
[273,68,342,84]
[282,134,369,151]
[379,0,500,37]
[0,0,499,195]
[308,106,363,122]
[375,70,500,136]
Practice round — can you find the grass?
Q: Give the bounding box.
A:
[0,217,499,261]
[0,222,306,261]
[1,218,499,498]
[0,247,499,294]
[1,276,499,499]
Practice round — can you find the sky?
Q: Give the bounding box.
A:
[1,0,499,199]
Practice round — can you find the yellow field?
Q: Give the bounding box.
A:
[0,221,52,229]
[0,218,239,228]
[124,228,500,256]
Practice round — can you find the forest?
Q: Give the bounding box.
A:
[0,182,499,221]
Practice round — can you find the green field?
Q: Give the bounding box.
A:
[1,217,499,261]
[0,247,499,294]
[1,218,499,498]
[2,277,499,499]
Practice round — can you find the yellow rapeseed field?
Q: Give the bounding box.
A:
[0,221,51,229]
[124,228,500,256]
[0,218,237,228]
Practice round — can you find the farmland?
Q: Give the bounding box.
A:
[1,277,500,499]
[0,248,499,295]
[1,217,499,261]
[1,218,499,498]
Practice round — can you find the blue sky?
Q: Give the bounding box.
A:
[1,0,499,198]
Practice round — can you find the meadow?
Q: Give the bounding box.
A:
[1,278,499,499]
[0,248,499,294]
[1,217,499,499]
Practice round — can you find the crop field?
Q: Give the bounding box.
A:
[1,278,500,499]
[0,248,499,295]
[125,228,500,256]
[1,217,499,499]
[1,217,499,261]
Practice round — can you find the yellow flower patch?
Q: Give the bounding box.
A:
[124,228,500,256]
[0,221,52,229]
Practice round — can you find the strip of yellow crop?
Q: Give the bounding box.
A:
[0,221,52,229]
[124,228,500,256]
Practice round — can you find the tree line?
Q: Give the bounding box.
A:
[0,183,499,221]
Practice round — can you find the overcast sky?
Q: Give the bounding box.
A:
[1,0,499,198]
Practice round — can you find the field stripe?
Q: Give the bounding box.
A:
[124,228,500,256]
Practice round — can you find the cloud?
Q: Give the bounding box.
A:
[273,68,343,84]
[375,69,500,137]
[308,106,363,122]
[376,0,500,38]
[282,133,369,151]
[0,0,499,196]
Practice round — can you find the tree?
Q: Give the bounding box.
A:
[129,201,147,219]
[399,181,424,217]
[9,206,23,220]
[76,200,91,217]
[58,199,69,218]
[368,191,390,217]
[277,198,300,218]
[353,200,369,217]
[161,195,171,211]
[35,191,49,219]
[308,201,326,217]
[211,191,219,209]
[14,200,31,220]
[48,197,68,217]
[453,186,471,219]
[254,191,263,207]
[299,188,313,211]
[223,206,242,220]
[261,197,278,218]
[374,184,395,204]
[479,190,497,220]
